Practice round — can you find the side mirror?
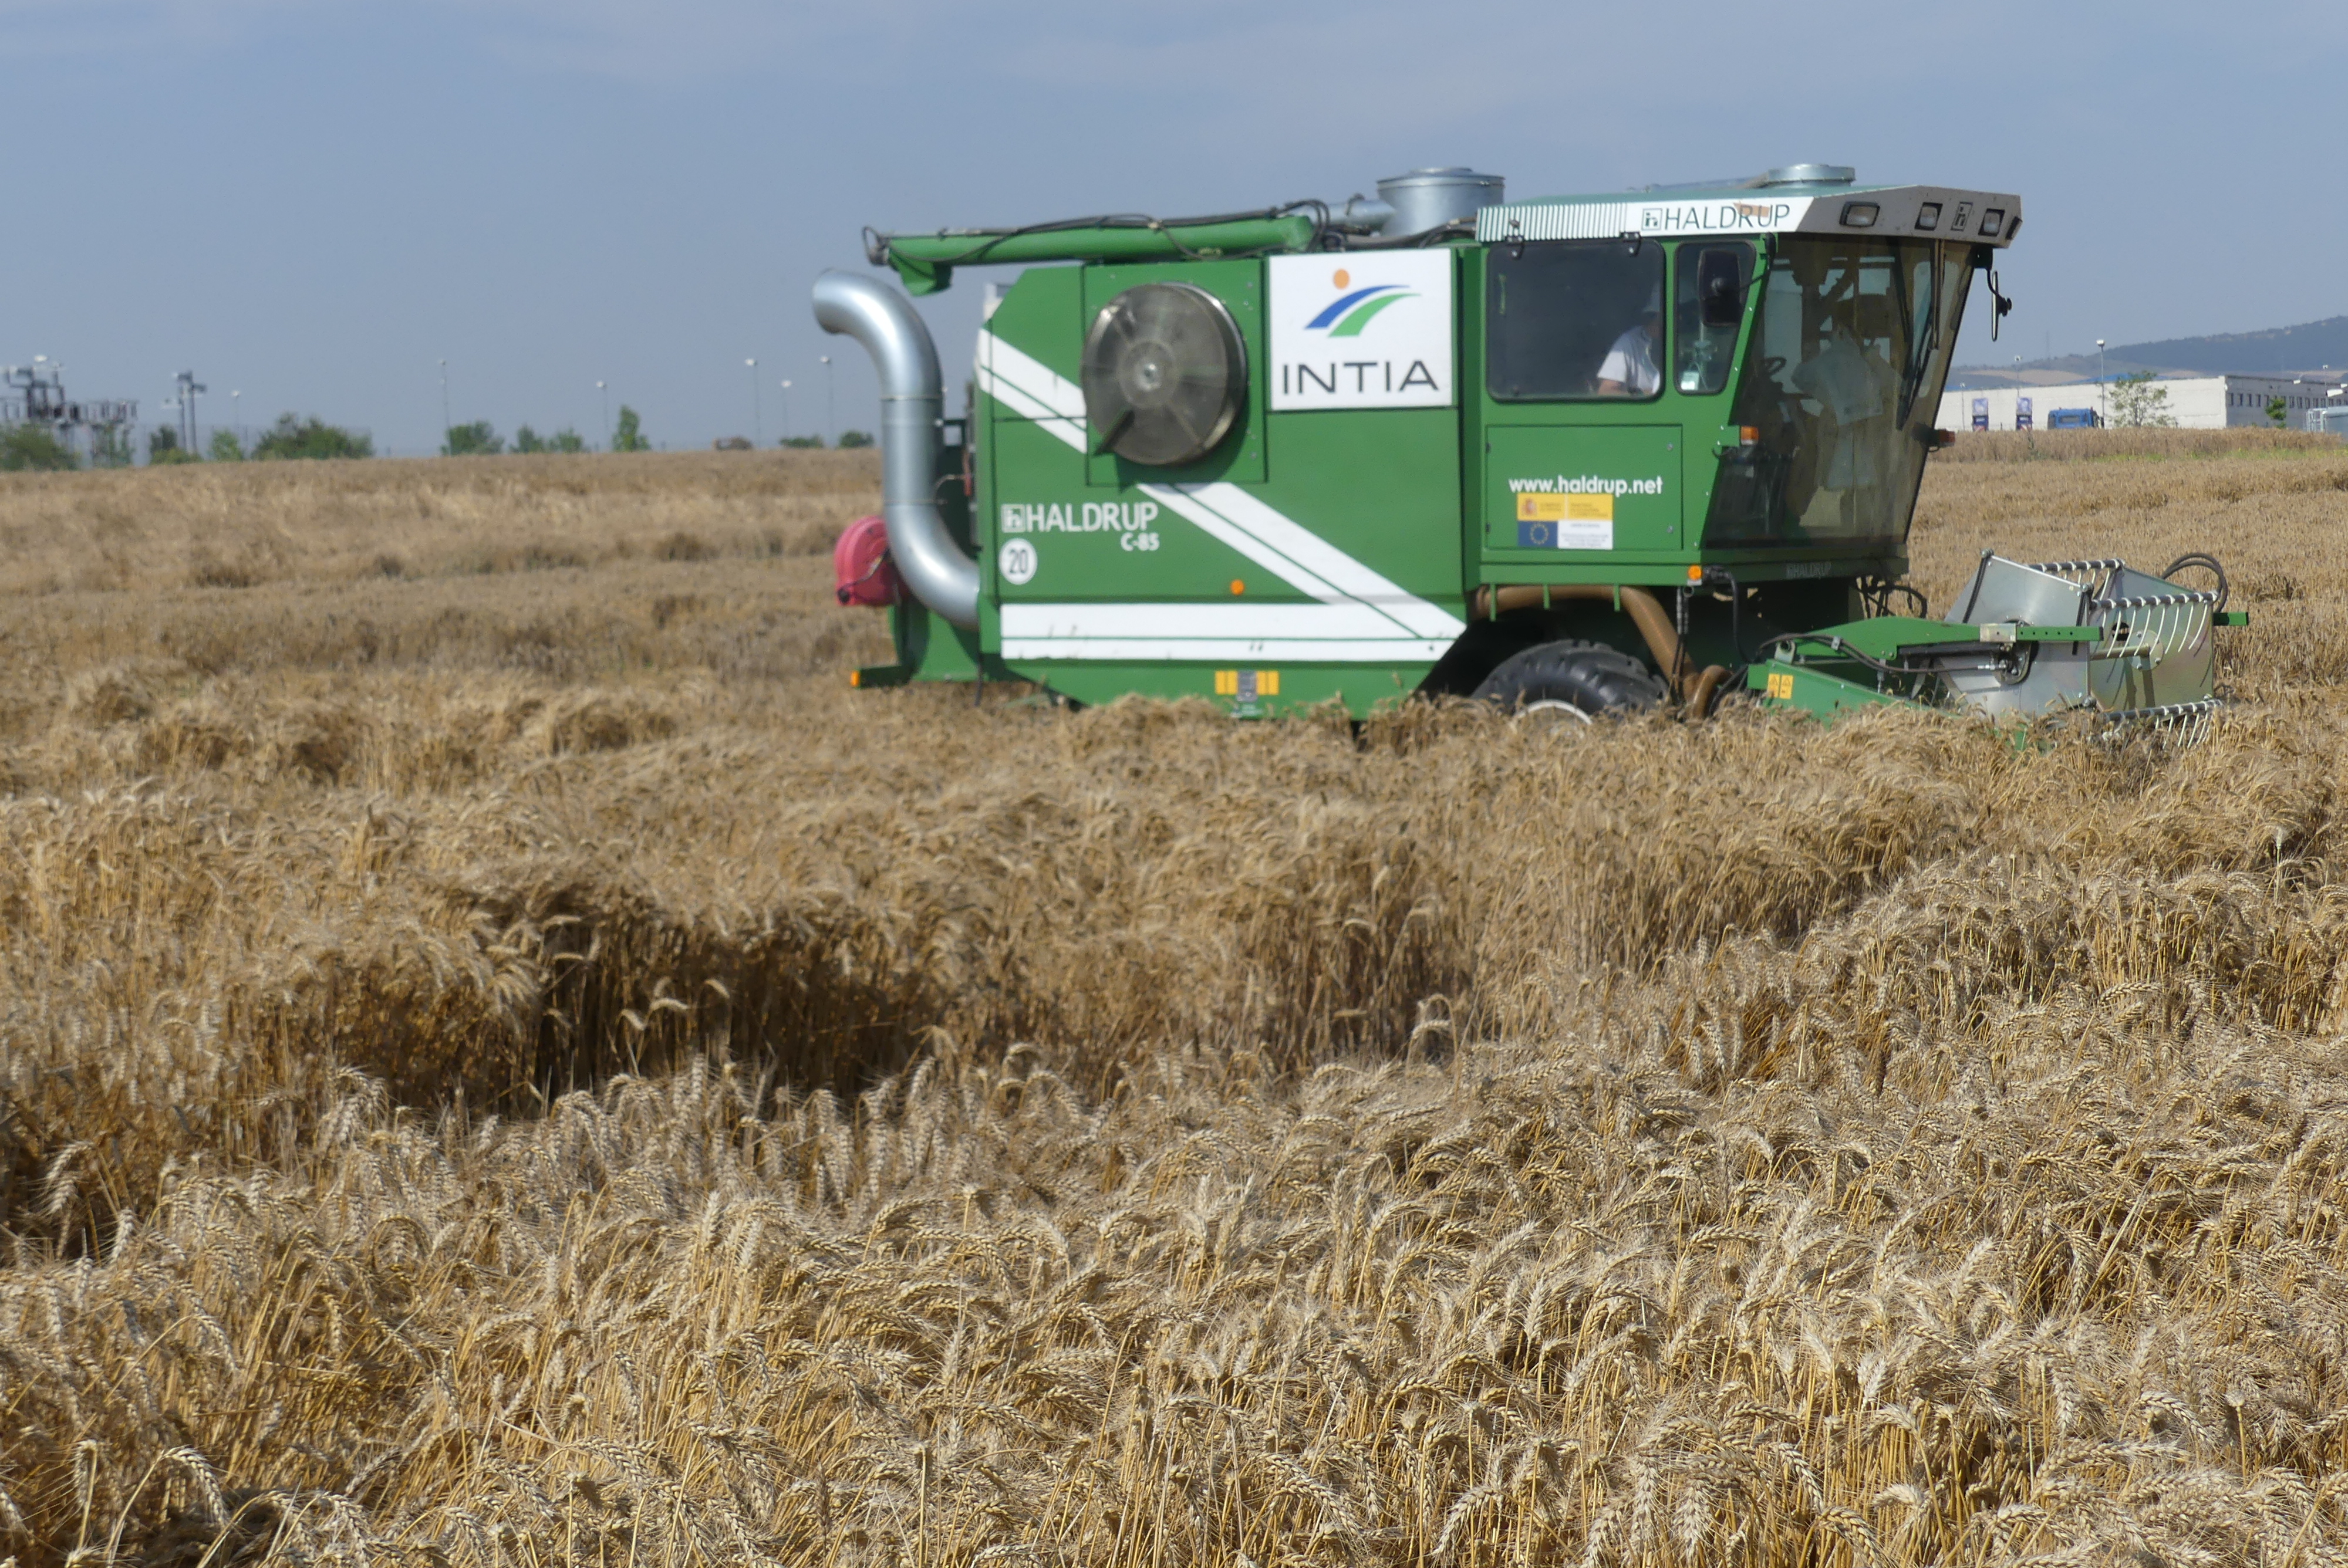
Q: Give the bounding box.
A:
[1696,248,1746,330]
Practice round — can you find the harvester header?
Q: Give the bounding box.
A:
[820,163,2239,728]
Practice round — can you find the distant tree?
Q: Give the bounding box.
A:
[252,414,373,461]
[713,435,753,451]
[208,429,246,462]
[836,429,875,449]
[2267,395,2290,428]
[443,421,504,456]
[510,425,588,454]
[2109,371,2177,430]
[0,424,77,471]
[612,405,650,452]
[150,427,200,464]
[779,434,824,449]
[90,427,133,468]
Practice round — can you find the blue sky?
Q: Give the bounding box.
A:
[7,0,2343,454]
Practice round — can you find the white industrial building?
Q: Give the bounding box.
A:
[1937,374,2346,432]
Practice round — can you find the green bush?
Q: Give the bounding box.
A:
[443,421,504,457]
[514,425,588,455]
[1,424,77,471]
[252,415,373,461]
[208,430,246,463]
[836,429,875,449]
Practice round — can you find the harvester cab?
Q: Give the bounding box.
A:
[817,165,2243,725]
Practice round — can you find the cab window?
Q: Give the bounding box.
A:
[1674,242,1754,396]
[1486,241,1666,401]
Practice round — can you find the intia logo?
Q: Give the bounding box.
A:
[1305,268,1416,337]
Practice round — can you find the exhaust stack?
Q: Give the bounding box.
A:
[811,270,979,628]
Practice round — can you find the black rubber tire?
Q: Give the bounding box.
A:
[1471,639,1671,715]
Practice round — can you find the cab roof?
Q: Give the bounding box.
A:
[1475,168,2021,248]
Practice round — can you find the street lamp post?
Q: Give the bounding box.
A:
[230,390,240,450]
[747,358,760,445]
[174,370,206,452]
[821,355,834,447]
[2095,340,2107,428]
[779,380,792,445]
[439,360,450,447]
[596,381,609,450]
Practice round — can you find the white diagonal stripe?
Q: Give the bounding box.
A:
[1135,484,1359,609]
[978,334,1085,427]
[975,329,1466,647]
[975,334,1086,450]
[1142,482,1465,640]
[979,332,1084,418]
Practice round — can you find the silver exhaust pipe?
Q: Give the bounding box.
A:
[811,269,979,628]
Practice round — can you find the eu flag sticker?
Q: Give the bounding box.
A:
[1517,519,1556,548]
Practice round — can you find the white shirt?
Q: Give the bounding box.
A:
[1596,324,1659,396]
[1789,334,1890,424]
[1789,333,1897,488]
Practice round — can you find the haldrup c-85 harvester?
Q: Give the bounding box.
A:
[815,164,2245,723]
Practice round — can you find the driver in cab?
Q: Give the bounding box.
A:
[1594,288,1662,397]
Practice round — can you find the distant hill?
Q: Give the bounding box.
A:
[1956,316,2348,386]
[2111,317,2348,376]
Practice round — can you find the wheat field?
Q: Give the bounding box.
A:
[4,437,2348,1568]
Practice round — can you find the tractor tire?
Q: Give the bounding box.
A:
[1472,640,1671,717]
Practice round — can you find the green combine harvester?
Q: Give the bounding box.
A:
[815,164,2244,724]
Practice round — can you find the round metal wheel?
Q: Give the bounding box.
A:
[1514,697,1596,732]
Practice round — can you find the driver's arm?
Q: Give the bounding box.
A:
[1594,335,1628,395]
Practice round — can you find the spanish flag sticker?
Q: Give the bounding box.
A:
[1516,493,1615,523]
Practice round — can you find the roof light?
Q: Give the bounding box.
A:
[1840,201,1880,228]
[1979,208,2006,238]
[1915,202,1942,231]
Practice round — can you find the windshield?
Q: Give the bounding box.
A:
[1704,238,1971,548]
